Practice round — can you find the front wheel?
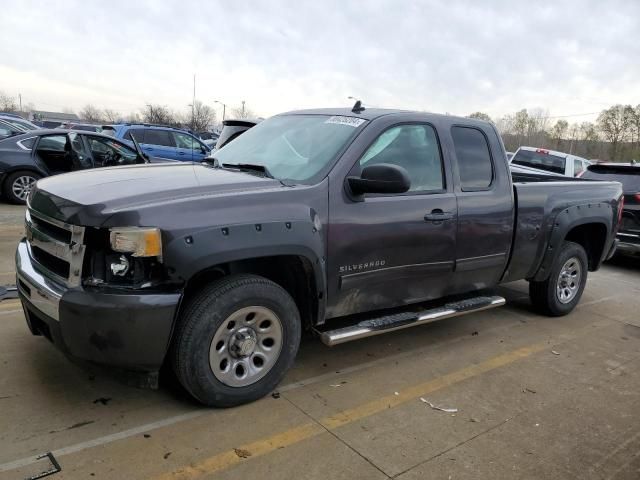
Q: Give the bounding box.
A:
[171,275,301,407]
[529,241,588,316]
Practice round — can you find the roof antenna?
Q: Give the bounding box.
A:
[351,100,365,114]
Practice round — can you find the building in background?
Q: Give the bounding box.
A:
[31,110,79,128]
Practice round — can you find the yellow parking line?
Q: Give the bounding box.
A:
[154,342,546,480]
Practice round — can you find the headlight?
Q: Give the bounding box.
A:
[109,227,162,260]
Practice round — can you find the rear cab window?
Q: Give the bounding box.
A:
[451,126,494,190]
[512,149,566,175]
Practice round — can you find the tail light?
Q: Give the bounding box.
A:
[635,193,640,203]
[535,148,549,155]
[618,195,625,227]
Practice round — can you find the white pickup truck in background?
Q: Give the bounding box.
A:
[510,146,591,177]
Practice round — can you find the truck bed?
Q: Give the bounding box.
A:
[503,177,622,282]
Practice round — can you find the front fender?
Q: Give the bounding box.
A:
[163,218,327,300]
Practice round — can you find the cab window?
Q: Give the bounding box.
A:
[359,124,444,193]
[451,126,494,190]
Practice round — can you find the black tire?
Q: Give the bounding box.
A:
[3,170,41,204]
[529,241,588,316]
[171,274,301,407]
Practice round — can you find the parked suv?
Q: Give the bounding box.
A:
[103,124,211,161]
[582,163,640,255]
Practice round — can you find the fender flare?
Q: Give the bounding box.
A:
[533,202,612,282]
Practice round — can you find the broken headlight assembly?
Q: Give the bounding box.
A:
[83,227,165,289]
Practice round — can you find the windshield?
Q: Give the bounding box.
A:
[512,149,566,175]
[212,114,366,182]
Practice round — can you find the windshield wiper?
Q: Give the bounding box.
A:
[221,163,274,179]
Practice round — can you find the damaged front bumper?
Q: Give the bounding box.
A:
[16,240,181,373]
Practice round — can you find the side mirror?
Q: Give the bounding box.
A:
[347,163,411,195]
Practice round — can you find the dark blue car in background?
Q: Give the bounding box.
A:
[103,124,211,161]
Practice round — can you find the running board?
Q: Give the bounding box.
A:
[320,296,506,346]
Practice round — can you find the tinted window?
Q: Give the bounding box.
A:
[143,129,174,147]
[87,136,139,167]
[512,149,566,175]
[37,135,67,152]
[451,126,493,190]
[582,167,640,193]
[360,124,444,192]
[18,137,37,149]
[124,128,144,142]
[69,133,92,169]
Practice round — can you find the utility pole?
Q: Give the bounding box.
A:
[18,93,22,112]
[191,74,196,130]
[241,100,245,117]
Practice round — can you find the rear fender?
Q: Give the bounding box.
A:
[533,202,612,281]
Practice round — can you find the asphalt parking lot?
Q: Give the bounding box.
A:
[1,203,639,480]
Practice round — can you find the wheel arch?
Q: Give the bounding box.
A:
[533,203,613,281]
[179,251,326,331]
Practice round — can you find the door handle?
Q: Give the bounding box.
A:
[144,147,153,151]
[424,210,454,222]
[178,151,186,155]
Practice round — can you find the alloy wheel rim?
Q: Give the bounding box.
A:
[209,306,283,387]
[556,257,581,304]
[12,175,37,201]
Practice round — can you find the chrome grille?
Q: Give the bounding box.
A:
[25,209,86,287]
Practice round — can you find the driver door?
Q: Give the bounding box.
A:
[327,123,458,318]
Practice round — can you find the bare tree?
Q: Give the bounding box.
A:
[567,123,580,154]
[102,109,121,123]
[513,109,529,146]
[550,120,569,149]
[230,101,255,120]
[526,108,550,146]
[579,122,599,157]
[188,101,216,132]
[628,105,640,156]
[597,105,632,160]
[79,104,104,123]
[141,104,180,127]
[0,91,18,112]
[467,112,493,122]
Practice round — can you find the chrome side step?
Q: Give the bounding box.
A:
[320,295,506,346]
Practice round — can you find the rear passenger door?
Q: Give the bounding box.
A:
[449,125,513,292]
[140,129,177,160]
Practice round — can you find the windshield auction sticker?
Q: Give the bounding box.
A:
[325,116,366,127]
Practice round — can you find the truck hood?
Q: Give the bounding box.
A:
[29,163,284,226]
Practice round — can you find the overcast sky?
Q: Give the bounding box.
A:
[1,0,639,121]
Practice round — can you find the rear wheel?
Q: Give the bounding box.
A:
[171,274,301,407]
[529,241,588,316]
[3,171,41,204]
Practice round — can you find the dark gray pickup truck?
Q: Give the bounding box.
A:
[16,107,623,406]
